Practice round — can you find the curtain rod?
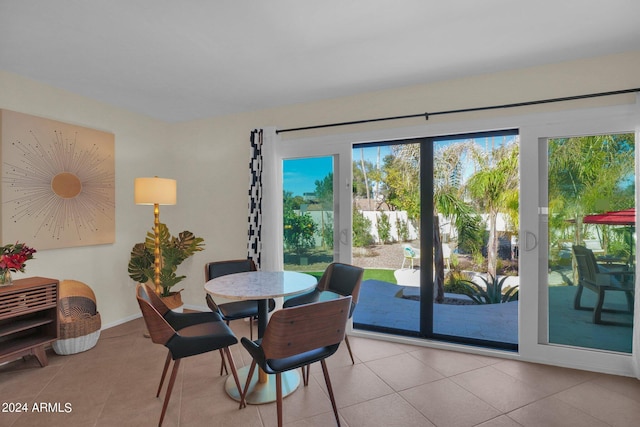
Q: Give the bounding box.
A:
[275,87,640,134]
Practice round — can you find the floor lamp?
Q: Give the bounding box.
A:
[134,177,177,295]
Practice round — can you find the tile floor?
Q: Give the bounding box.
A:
[1,316,640,427]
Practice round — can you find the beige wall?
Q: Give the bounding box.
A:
[1,51,639,327]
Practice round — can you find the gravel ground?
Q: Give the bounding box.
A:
[352,242,419,270]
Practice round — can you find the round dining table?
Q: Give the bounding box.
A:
[204,270,317,404]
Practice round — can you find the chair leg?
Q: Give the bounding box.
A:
[219,349,228,376]
[625,291,634,312]
[239,360,257,409]
[593,289,606,324]
[159,358,180,427]
[573,284,586,310]
[344,335,355,364]
[320,359,341,427]
[223,347,243,406]
[276,372,283,427]
[157,352,172,397]
[300,365,310,386]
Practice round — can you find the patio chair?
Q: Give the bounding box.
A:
[401,244,420,269]
[572,245,634,324]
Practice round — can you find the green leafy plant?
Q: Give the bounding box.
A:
[443,270,474,295]
[352,210,374,247]
[128,223,205,297]
[283,211,318,254]
[377,212,392,244]
[459,274,518,304]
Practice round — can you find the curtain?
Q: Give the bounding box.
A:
[247,127,281,271]
[247,129,263,268]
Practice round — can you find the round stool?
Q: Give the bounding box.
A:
[52,280,101,355]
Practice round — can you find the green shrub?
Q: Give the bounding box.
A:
[459,274,519,304]
[444,270,474,295]
[284,211,318,254]
[377,212,392,244]
[396,217,410,242]
[353,210,374,247]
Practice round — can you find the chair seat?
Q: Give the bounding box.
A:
[242,336,339,374]
[267,346,339,373]
[218,299,276,321]
[166,321,238,359]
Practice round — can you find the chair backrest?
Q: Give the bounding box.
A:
[261,296,351,360]
[205,259,257,281]
[137,282,171,316]
[402,244,419,259]
[136,284,176,345]
[317,262,364,306]
[572,245,599,282]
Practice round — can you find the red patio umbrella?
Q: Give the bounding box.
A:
[582,208,635,225]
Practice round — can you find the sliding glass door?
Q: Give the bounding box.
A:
[545,133,635,353]
[352,130,519,350]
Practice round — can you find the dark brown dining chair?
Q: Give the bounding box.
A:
[283,262,364,364]
[204,259,276,341]
[240,296,352,427]
[138,282,231,376]
[136,284,242,427]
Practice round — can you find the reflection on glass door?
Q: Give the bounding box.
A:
[282,156,335,275]
[547,133,635,353]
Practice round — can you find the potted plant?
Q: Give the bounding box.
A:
[128,223,205,309]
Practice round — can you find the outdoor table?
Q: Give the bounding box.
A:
[204,270,317,404]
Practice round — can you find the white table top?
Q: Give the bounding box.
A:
[204,270,317,300]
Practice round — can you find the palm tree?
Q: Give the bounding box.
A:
[433,142,479,302]
[466,140,519,278]
[548,134,634,251]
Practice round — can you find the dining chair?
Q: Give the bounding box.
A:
[138,282,231,375]
[240,296,352,427]
[136,284,242,427]
[283,262,364,364]
[205,259,276,341]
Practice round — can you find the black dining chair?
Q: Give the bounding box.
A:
[240,296,352,427]
[136,283,242,427]
[204,259,276,341]
[283,262,364,365]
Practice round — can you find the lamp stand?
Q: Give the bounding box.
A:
[153,202,162,295]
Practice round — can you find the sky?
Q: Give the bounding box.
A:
[283,135,516,197]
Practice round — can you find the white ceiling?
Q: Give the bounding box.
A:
[1,1,639,123]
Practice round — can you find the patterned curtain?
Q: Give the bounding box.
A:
[247,129,263,268]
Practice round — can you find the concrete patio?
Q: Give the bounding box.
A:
[353,279,633,353]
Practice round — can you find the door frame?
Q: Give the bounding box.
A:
[274,97,639,376]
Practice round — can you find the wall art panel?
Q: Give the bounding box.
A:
[1,110,115,250]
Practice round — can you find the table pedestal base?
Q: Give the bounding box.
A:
[224,365,300,404]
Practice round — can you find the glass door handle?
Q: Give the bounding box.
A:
[340,229,349,245]
[524,231,538,251]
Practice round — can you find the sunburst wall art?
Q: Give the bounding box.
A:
[1,110,115,250]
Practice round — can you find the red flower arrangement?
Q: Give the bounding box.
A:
[0,242,36,273]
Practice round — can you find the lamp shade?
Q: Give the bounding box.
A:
[134,177,177,205]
